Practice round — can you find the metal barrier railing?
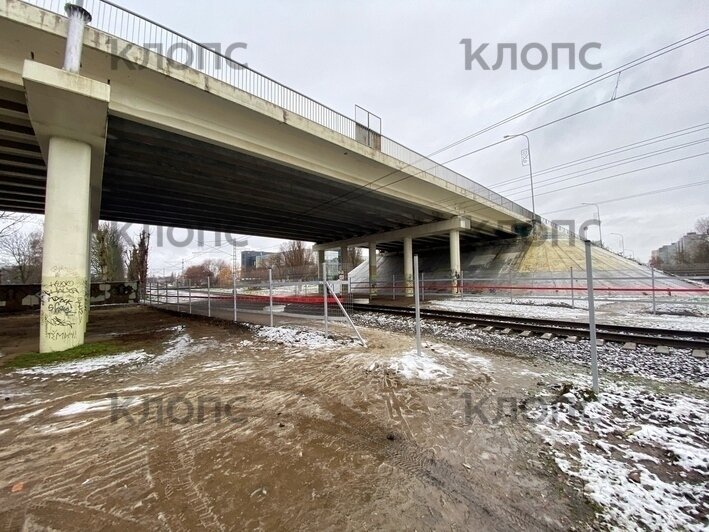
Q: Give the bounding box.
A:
[351,269,709,312]
[144,275,365,344]
[20,0,535,220]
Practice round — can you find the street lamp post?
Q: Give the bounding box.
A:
[504,133,536,225]
[582,202,603,247]
[610,232,624,254]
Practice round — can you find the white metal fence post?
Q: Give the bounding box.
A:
[414,255,422,357]
[651,266,657,314]
[460,271,464,301]
[188,279,192,314]
[322,262,328,338]
[570,267,575,308]
[207,277,211,317]
[268,267,274,327]
[584,240,599,394]
[421,272,425,302]
[233,268,238,323]
[509,270,513,304]
[177,280,180,312]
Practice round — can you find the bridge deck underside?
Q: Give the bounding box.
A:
[0,97,515,247]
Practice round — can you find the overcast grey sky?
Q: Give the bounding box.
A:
[13,0,709,274]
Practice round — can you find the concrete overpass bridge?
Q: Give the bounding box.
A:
[0,0,537,351]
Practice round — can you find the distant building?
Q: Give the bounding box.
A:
[654,243,678,265]
[651,231,708,267]
[677,232,704,259]
[241,250,275,269]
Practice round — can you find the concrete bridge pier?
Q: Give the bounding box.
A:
[450,229,461,294]
[404,237,414,297]
[368,243,377,297]
[314,217,472,300]
[22,61,109,352]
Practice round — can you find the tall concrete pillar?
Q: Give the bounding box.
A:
[40,137,92,352]
[450,229,461,294]
[317,249,326,294]
[339,245,349,294]
[22,60,110,353]
[369,242,377,297]
[404,237,413,297]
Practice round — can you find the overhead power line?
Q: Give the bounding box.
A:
[540,179,709,215]
[489,121,709,189]
[501,137,709,196]
[296,30,709,217]
[514,151,709,200]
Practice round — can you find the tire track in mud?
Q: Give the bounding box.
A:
[291,397,554,531]
[16,499,144,530]
[381,372,416,442]
[148,427,225,532]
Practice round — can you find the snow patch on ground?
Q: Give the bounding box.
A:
[15,350,150,376]
[377,350,453,381]
[253,326,345,350]
[154,332,217,365]
[54,399,116,416]
[531,377,708,530]
[355,312,709,385]
[15,408,45,423]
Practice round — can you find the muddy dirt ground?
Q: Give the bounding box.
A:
[0,306,596,530]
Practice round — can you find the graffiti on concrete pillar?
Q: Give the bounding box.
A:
[40,277,86,343]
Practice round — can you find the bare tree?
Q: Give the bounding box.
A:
[0,211,29,241]
[271,241,316,279]
[0,230,43,283]
[695,216,709,235]
[126,230,149,297]
[91,222,126,281]
[342,246,364,269]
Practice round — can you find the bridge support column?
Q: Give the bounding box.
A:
[369,242,377,297]
[317,249,326,294]
[22,60,110,353]
[450,229,461,294]
[339,245,349,294]
[40,137,92,352]
[404,236,413,297]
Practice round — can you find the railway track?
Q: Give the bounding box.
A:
[353,304,709,351]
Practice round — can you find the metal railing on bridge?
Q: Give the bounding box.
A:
[22,0,536,221]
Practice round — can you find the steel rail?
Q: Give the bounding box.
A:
[353,304,709,350]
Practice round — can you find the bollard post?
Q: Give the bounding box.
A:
[584,240,599,394]
[570,267,575,308]
[414,256,422,357]
[268,267,274,327]
[651,266,657,314]
[207,277,211,318]
[322,263,328,337]
[188,280,192,314]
